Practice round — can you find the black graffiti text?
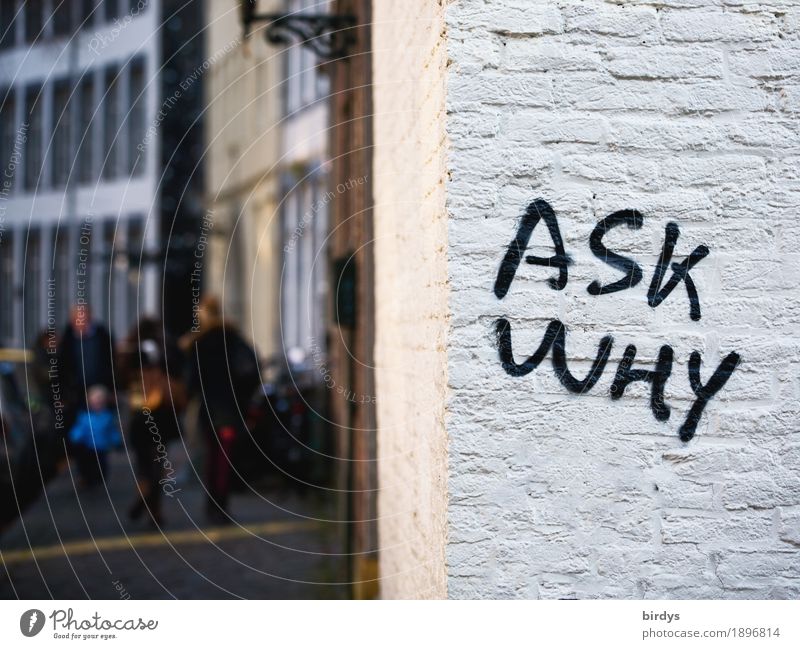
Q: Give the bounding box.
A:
[492,199,741,442]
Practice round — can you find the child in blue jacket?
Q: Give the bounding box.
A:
[69,385,121,487]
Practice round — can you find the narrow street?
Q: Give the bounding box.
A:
[0,449,348,599]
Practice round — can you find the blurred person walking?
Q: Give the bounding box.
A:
[68,385,121,489]
[59,305,116,427]
[123,318,187,528]
[182,297,260,525]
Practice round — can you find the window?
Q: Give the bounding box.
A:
[80,0,99,29]
[126,216,143,328]
[298,182,313,349]
[24,0,42,43]
[104,0,118,23]
[286,41,301,114]
[0,0,16,50]
[310,177,329,347]
[99,220,114,326]
[301,44,315,106]
[102,66,119,179]
[0,90,17,192]
[23,85,43,191]
[51,79,72,187]
[284,0,328,115]
[76,74,95,183]
[282,190,301,349]
[0,229,13,345]
[127,57,146,175]
[74,219,92,314]
[23,228,41,342]
[316,64,330,99]
[54,227,71,326]
[103,219,127,335]
[53,0,72,38]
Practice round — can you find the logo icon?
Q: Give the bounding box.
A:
[20,609,45,637]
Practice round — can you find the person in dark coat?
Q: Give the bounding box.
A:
[59,305,116,427]
[182,297,260,525]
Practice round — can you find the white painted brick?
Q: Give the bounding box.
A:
[448,29,503,73]
[662,9,780,43]
[608,117,728,151]
[716,551,800,584]
[605,47,725,80]
[505,111,607,143]
[572,80,769,114]
[376,0,800,600]
[660,155,767,187]
[723,470,800,509]
[670,82,770,113]
[563,3,658,38]
[562,152,663,191]
[729,46,800,79]
[779,510,800,546]
[503,40,604,73]
[458,2,564,35]
[448,72,555,110]
[661,511,775,545]
[722,115,800,148]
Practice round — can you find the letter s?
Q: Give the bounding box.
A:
[587,209,644,296]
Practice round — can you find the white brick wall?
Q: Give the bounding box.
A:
[373,0,450,599]
[444,0,800,598]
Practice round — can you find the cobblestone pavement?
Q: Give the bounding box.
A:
[0,448,348,599]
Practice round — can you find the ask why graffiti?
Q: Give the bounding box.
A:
[493,198,740,443]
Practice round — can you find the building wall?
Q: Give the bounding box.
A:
[0,0,161,343]
[204,0,282,354]
[444,0,800,598]
[372,0,450,599]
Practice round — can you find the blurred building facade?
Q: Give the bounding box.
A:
[0,0,207,344]
[158,0,208,336]
[204,0,281,354]
[0,0,161,345]
[205,0,330,361]
[208,0,378,596]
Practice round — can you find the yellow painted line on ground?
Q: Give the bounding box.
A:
[0,520,321,565]
[0,348,33,362]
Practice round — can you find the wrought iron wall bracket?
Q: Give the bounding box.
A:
[241,1,356,60]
